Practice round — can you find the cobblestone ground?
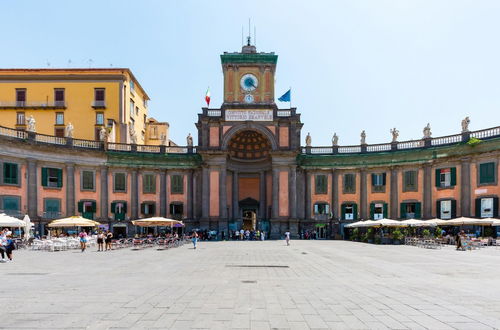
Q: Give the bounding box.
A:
[2,240,500,329]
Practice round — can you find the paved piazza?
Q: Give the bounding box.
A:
[2,241,500,329]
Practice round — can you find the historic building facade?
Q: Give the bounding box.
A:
[0,43,499,238]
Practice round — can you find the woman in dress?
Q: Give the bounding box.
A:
[97,231,105,252]
[105,231,113,251]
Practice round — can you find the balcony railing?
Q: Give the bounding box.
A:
[0,209,23,218]
[42,211,62,219]
[91,100,106,108]
[0,101,66,109]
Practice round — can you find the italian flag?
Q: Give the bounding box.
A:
[205,87,211,107]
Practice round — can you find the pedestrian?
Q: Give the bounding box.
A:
[105,231,113,251]
[260,231,265,241]
[0,229,8,262]
[79,230,88,252]
[192,231,198,249]
[97,231,105,251]
[5,233,15,261]
[285,231,291,246]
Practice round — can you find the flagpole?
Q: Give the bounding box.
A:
[289,86,292,109]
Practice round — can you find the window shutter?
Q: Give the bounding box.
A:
[415,202,421,219]
[475,198,481,218]
[150,203,156,215]
[42,168,48,187]
[353,203,358,220]
[140,203,145,214]
[91,201,96,212]
[2,163,7,183]
[371,173,376,186]
[493,197,499,217]
[111,202,116,214]
[341,204,346,219]
[400,203,406,219]
[383,203,388,218]
[77,201,83,213]
[436,201,441,219]
[435,169,440,187]
[450,167,457,186]
[369,203,375,219]
[57,169,63,188]
[451,200,457,219]
[122,202,127,213]
[382,173,387,186]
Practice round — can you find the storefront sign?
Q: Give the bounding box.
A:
[225,110,273,121]
[475,188,488,194]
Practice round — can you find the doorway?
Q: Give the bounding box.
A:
[242,209,257,230]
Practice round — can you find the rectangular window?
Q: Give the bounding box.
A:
[440,169,451,187]
[372,203,385,220]
[404,170,417,191]
[372,173,386,192]
[436,167,456,188]
[54,128,65,138]
[115,202,126,214]
[440,200,452,220]
[171,175,184,194]
[114,173,126,192]
[313,203,330,215]
[96,112,104,125]
[170,203,184,219]
[141,202,155,216]
[343,174,355,193]
[344,204,354,220]
[143,174,156,193]
[481,198,494,218]
[130,100,135,117]
[479,162,496,184]
[401,202,421,219]
[44,198,61,218]
[16,112,25,125]
[94,88,105,107]
[16,89,26,106]
[1,196,20,214]
[143,114,147,124]
[55,112,64,125]
[42,167,63,188]
[81,171,94,190]
[130,80,135,93]
[54,89,65,106]
[135,106,139,116]
[3,163,18,185]
[315,175,327,194]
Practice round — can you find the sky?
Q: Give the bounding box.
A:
[2,0,500,146]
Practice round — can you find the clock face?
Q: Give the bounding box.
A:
[240,74,258,92]
[244,94,254,104]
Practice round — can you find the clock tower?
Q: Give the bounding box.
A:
[221,38,277,105]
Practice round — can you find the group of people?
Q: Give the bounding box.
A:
[228,229,266,241]
[0,228,16,262]
[77,230,114,252]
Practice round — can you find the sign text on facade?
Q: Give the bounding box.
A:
[225,110,273,121]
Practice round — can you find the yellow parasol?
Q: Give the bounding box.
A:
[131,217,184,227]
[48,216,101,227]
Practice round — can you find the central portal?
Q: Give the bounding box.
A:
[242,210,257,230]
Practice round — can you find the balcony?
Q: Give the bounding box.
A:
[0,101,66,109]
[42,211,62,219]
[92,100,106,109]
[0,209,23,218]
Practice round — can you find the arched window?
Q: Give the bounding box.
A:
[314,203,330,215]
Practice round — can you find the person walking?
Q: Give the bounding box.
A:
[285,231,291,246]
[105,231,113,251]
[0,229,8,262]
[97,231,105,252]
[78,230,88,252]
[5,233,15,261]
[192,231,199,249]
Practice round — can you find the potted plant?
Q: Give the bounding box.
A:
[434,226,442,238]
[350,228,359,241]
[392,229,404,245]
[367,228,375,244]
[422,229,431,238]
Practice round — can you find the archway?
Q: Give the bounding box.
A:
[227,130,271,161]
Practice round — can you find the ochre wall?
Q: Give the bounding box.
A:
[209,170,219,217]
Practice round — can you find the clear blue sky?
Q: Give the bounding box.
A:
[2,0,500,146]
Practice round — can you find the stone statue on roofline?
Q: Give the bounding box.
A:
[27,115,36,132]
[360,130,366,144]
[423,123,432,139]
[129,125,137,144]
[332,133,339,146]
[65,122,74,138]
[305,132,312,147]
[187,133,193,146]
[99,126,107,142]
[390,127,399,142]
[461,116,470,133]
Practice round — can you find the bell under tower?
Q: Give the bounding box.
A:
[221,39,277,105]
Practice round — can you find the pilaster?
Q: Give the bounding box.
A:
[460,158,471,217]
[360,169,368,219]
[423,164,432,218]
[100,166,108,221]
[390,167,399,219]
[66,163,75,216]
[27,158,37,220]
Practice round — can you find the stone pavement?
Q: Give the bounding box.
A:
[2,240,500,329]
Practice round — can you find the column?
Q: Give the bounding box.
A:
[289,166,297,218]
[232,171,239,219]
[160,170,167,217]
[360,170,367,219]
[27,158,37,220]
[259,171,266,219]
[332,169,339,220]
[131,169,138,220]
[460,158,471,217]
[100,166,108,221]
[390,167,399,219]
[423,164,432,219]
[201,166,209,219]
[219,166,227,219]
[272,168,279,218]
[66,163,75,216]
[305,171,312,219]
[187,170,194,219]
[297,170,305,219]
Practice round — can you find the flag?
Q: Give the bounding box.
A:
[205,87,211,106]
[278,89,291,102]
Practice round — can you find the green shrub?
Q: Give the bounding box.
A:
[367,228,375,239]
[467,137,482,146]
[392,229,404,241]
[484,227,494,237]
[350,228,359,241]
[422,229,431,237]
[434,226,442,238]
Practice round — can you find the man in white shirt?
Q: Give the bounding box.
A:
[0,228,8,262]
[285,231,290,246]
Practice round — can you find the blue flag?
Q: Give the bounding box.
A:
[278,89,291,102]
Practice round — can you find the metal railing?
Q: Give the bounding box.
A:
[91,100,106,108]
[0,101,66,108]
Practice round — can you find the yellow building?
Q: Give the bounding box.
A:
[145,117,172,146]
[0,68,150,144]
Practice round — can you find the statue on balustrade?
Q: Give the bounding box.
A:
[423,123,432,138]
[99,127,108,142]
[27,115,36,132]
[65,122,74,138]
[187,133,193,146]
[360,130,366,144]
[390,127,399,142]
[461,116,470,132]
[160,134,167,146]
[129,126,137,144]
[305,132,312,147]
[332,133,339,146]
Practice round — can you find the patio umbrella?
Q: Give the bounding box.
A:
[439,217,494,226]
[48,216,101,228]
[488,219,500,226]
[0,213,26,227]
[23,214,31,240]
[371,218,406,227]
[131,217,184,227]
